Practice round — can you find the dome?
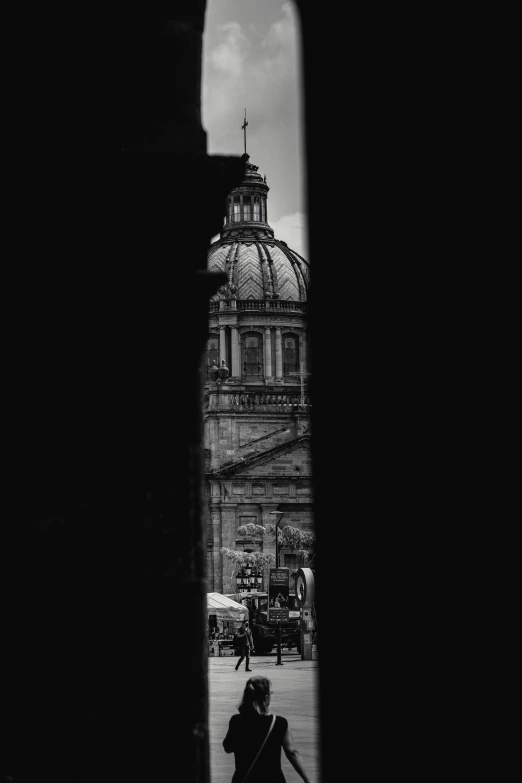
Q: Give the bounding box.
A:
[207,154,310,303]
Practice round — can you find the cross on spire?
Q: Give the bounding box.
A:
[241,108,248,154]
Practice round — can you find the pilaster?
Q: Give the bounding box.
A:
[220,503,238,594]
[264,326,272,380]
[231,326,240,377]
[219,325,226,366]
[300,331,307,372]
[275,327,283,382]
[209,500,223,593]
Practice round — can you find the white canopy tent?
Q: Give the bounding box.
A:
[207,592,248,622]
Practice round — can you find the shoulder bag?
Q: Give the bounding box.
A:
[241,714,276,783]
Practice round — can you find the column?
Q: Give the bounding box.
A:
[264,327,272,379]
[275,327,283,381]
[219,325,226,366]
[231,326,240,378]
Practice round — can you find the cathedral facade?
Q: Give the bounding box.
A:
[204,154,313,595]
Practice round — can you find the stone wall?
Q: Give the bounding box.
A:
[3,4,245,782]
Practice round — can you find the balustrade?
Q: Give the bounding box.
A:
[210,299,306,313]
[237,299,306,312]
[206,391,311,408]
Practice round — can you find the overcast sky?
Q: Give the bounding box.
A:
[202,0,308,259]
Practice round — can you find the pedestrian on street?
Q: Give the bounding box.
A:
[234,620,254,672]
[223,676,312,783]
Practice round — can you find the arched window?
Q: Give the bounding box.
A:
[253,195,260,221]
[206,336,219,375]
[227,197,232,223]
[242,332,263,378]
[233,196,240,222]
[283,334,299,377]
[243,196,251,221]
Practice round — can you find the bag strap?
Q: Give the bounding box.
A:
[242,714,276,783]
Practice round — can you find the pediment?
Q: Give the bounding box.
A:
[211,436,312,478]
[238,422,290,449]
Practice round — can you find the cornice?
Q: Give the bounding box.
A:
[237,321,305,331]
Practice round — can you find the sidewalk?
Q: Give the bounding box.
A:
[208,655,321,783]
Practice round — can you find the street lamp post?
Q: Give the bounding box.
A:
[269,510,285,667]
[268,511,287,667]
[269,511,285,567]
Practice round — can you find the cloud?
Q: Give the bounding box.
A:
[202,3,301,155]
[202,3,305,226]
[261,3,296,51]
[270,211,308,260]
[208,22,250,78]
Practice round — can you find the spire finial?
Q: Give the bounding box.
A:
[241,108,248,155]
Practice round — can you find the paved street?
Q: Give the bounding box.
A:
[208,653,321,783]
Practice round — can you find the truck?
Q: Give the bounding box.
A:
[238,591,302,655]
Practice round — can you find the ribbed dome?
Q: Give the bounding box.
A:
[207,154,309,302]
[208,236,309,302]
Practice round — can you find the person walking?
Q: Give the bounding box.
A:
[223,675,312,783]
[234,620,254,672]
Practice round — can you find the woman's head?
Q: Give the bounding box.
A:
[238,676,272,716]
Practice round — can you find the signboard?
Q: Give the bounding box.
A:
[268,567,290,621]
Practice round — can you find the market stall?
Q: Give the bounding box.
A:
[207,593,248,656]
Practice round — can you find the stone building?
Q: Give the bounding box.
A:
[204,153,313,594]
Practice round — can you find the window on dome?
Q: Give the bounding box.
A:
[283,334,299,377]
[243,196,251,221]
[242,332,263,378]
[261,197,266,222]
[227,197,233,223]
[206,336,219,375]
[253,196,260,221]
[233,196,240,222]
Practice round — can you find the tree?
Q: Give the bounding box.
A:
[219,547,275,571]
[264,524,316,569]
[220,522,316,590]
[238,522,315,565]
[219,545,275,590]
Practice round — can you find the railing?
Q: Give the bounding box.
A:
[206,391,311,409]
[209,299,307,313]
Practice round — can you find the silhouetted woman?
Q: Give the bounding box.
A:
[223,675,312,783]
